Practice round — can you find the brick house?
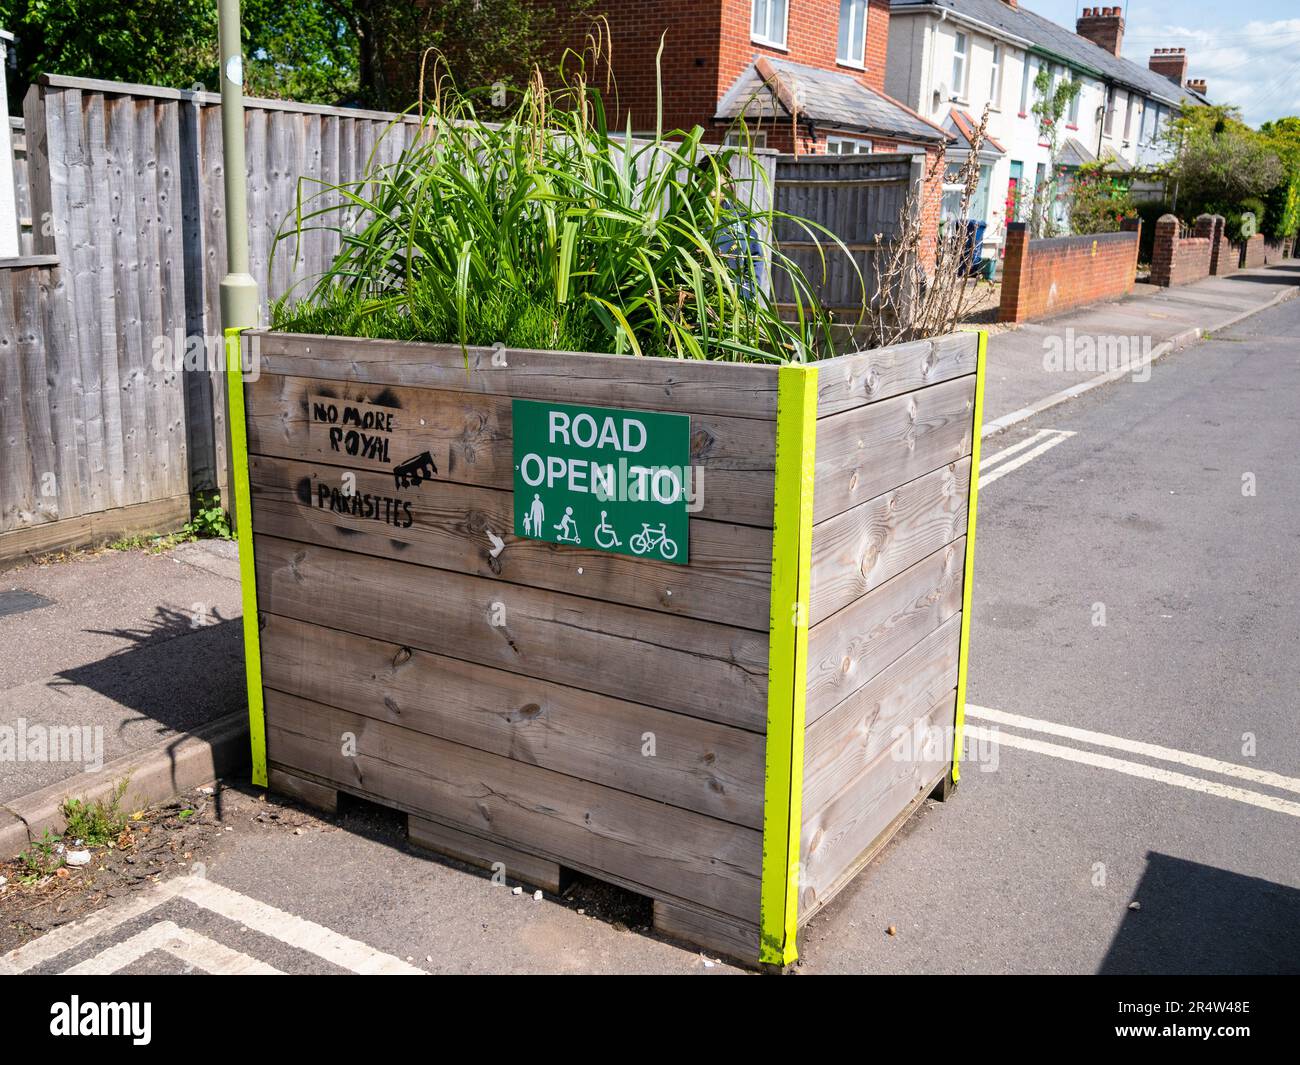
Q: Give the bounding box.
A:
[575,1,949,156]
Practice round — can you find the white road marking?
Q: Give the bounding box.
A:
[981,429,1058,470]
[965,725,1300,818]
[170,876,426,975]
[62,920,283,976]
[2,874,425,976]
[980,430,1076,486]
[2,877,187,974]
[967,704,1300,794]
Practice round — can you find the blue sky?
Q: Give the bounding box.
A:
[1022,0,1300,125]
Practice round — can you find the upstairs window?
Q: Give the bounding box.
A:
[1123,93,1135,139]
[751,0,789,48]
[838,0,868,67]
[990,43,1003,107]
[1069,77,1082,125]
[1102,86,1115,134]
[1019,55,1034,113]
[952,32,969,98]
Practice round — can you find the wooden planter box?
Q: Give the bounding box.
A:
[228,327,986,968]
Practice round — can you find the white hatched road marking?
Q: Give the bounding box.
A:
[980,429,1058,468]
[178,875,424,975]
[981,429,1076,485]
[967,704,1300,794]
[965,725,1300,818]
[1,875,425,975]
[63,921,283,975]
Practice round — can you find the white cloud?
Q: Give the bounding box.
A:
[1122,19,1300,126]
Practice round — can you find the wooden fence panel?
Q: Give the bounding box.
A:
[0,72,785,565]
[773,152,915,314]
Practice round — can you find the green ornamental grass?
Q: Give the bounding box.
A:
[271,50,859,363]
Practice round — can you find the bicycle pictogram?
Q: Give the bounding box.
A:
[629,522,678,560]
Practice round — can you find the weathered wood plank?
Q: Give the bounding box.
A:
[260,613,765,828]
[244,373,777,527]
[250,330,782,421]
[799,693,951,917]
[23,91,85,523]
[812,374,974,524]
[803,613,960,813]
[265,690,763,920]
[58,88,106,515]
[15,268,58,526]
[107,93,147,508]
[0,275,34,531]
[806,538,964,724]
[248,454,771,630]
[154,99,190,501]
[815,333,979,418]
[809,458,969,626]
[254,535,770,731]
[0,491,191,571]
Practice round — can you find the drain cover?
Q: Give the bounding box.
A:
[0,589,54,618]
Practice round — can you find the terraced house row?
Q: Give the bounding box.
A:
[574,0,1210,270]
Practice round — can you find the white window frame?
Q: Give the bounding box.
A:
[837,0,868,69]
[826,134,873,155]
[951,32,969,100]
[751,0,789,50]
[724,129,769,150]
[1068,76,1082,126]
[1123,93,1135,141]
[1019,54,1034,115]
[989,43,1003,109]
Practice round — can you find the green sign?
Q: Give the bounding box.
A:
[512,399,691,564]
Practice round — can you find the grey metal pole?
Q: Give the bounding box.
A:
[218,0,258,331]
[218,0,257,528]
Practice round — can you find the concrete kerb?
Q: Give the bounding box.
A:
[0,711,249,858]
[980,280,1299,439]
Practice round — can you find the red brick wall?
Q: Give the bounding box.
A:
[1240,234,1266,269]
[1150,215,1211,287]
[581,0,891,138]
[997,223,1140,322]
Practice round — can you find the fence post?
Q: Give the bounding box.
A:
[998,222,1029,322]
[1195,214,1217,274]
[1151,214,1180,287]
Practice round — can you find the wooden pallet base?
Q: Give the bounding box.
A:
[929,770,958,802]
[267,764,763,967]
[265,762,947,969]
[268,766,338,815]
[408,814,567,895]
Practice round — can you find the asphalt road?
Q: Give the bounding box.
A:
[7,298,1299,975]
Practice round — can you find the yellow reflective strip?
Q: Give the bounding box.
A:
[225,328,267,788]
[759,363,818,967]
[952,331,987,784]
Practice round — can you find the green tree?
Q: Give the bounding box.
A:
[1,0,357,103]
[1162,104,1284,224]
[344,0,595,111]
[2,0,591,111]
[1259,116,1300,240]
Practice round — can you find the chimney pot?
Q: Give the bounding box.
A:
[1077,4,1125,57]
[1149,47,1190,85]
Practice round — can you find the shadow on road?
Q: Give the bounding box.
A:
[1098,851,1300,975]
[50,605,244,735]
